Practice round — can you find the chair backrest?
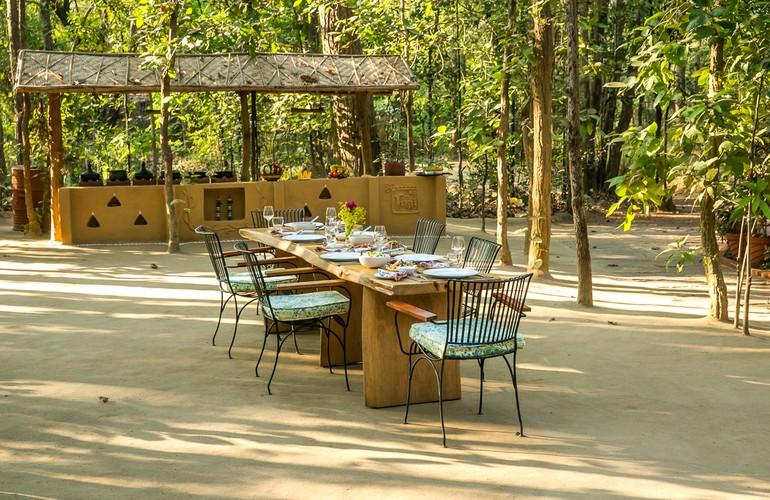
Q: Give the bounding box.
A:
[235,241,276,313]
[251,208,305,228]
[443,273,532,354]
[195,225,230,284]
[463,237,502,274]
[412,218,445,254]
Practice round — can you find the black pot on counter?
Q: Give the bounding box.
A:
[108,169,128,182]
[133,161,155,184]
[79,161,102,186]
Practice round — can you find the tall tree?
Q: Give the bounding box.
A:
[496,0,516,265]
[700,35,728,320]
[527,0,554,277]
[320,1,375,175]
[160,4,180,253]
[564,0,593,305]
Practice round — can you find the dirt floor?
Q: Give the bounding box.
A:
[1,211,769,499]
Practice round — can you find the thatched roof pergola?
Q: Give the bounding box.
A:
[14,50,419,242]
[15,50,418,94]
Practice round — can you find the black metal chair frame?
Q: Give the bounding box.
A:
[195,225,302,359]
[412,218,446,254]
[388,273,532,447]
[251,208,306,228]
[463,236,502,274]
[237,243,353,394]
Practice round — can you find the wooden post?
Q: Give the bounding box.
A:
[405,91,415,170]
[356,92,374,175]
[47,93,64,241]
[239,92,251,181]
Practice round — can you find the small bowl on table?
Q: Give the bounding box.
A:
[359,253,390,268]
[349,231,375,246]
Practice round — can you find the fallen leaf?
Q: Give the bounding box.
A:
[98,396,109,403]
[150,263,159,269]
[548,317,556,322]
[607,321,619,326]
[608,264,619,267]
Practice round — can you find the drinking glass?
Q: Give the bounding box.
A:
[263,205,274,228]
[451,236,465,255]
[446,250,462,268]
[374,225,387,250]
[325,207,337,225]
[272,216,284,232]
[325,224,336,246]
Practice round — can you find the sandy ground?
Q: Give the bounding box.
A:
[1,211,769,499]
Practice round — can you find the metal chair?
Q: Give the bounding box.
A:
[251,208,305,228]
[463,237,502,273]
[236,242,353,394]
[386,273,533,447]
[412,218,445,254]
[195,226,300,359]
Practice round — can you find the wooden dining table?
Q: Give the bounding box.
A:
[239,228,461,408]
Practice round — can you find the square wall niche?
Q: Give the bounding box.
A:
[203,187,245,221]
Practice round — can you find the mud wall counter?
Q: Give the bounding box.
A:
[57,175,447,245]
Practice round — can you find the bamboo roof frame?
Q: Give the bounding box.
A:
[15,50,419,94]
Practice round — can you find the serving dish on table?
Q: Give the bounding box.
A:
[285,221,322,231]
[394,253,444,263]
[282,233,325,242]
[320,252,361,262]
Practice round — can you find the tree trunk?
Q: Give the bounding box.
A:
[496,0,516,266]
[7,0,23,166]
[527,0,554,277]
[48,93,64,241]
[40,0,54,50]
[320,2,373,174]
[701,36,728,321]
[565,0,593,305]
[161,6,180,253]
[0,112,6,181]
[522,101,534,254]
[239,92,251,181]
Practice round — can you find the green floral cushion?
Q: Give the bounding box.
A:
[263,290,349,322]
[409,319,525,359]
[221,271,298,294]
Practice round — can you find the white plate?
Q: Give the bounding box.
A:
[320,252,361,262]
[422,268,478,278]
[394,253,444,263]
[282,233,325,242]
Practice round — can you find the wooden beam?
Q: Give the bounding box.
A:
[239,92,251,181]
[47,93,64,241]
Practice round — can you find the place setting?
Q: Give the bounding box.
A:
[262,205,327,242]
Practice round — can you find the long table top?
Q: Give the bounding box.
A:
[239,228,448,297]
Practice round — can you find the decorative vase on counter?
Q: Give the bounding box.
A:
[133,161,155,185]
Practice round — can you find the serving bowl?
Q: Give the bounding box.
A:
[358,254,390,268]
[349,231,375,245]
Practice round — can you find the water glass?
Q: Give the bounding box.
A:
[272,216,284,232]
[446,250,462,268]
[374,225,387,250]
[263,205,274,227]
[325,207,337,224]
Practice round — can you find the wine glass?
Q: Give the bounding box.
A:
[374,225,387,250]
[263,205,274,228]
[451,236,465,255]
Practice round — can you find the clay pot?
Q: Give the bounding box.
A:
[725,233,770,266]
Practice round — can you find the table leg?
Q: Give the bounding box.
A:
[361,288,461,408]
[320,282,363,366]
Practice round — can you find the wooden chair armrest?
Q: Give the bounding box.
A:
[274,279,347,291]
[385,300,437,322]
[264,267,318,277]
[492,292,531,312]
[227,256,298,269]
[223,246,274,258]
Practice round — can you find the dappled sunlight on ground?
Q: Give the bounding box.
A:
[1,215,769,498]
